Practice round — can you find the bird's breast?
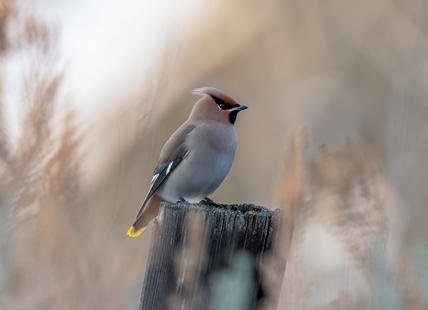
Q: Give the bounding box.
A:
[157,123,237,202]
[196,122,237,154]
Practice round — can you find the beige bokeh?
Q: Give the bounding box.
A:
[3,0,428,309]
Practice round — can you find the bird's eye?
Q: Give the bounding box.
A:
[212,95,228,109]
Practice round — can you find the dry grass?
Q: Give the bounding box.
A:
[0,2,143,309]
[271,131,428,310]
[259,127,310,310]
[316,140,390,273]
[274,129,314,310]
[0,1,83,308]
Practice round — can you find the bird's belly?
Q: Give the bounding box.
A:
[157,152,234,203]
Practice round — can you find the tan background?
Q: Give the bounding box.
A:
[2,0,428,309]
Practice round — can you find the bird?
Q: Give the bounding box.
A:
[127,87,248,237]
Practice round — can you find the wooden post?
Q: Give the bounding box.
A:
[138,202,283,310]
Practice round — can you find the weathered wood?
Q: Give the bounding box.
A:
[139,202,282,310]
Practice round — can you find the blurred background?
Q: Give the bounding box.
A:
[1,0,428,309]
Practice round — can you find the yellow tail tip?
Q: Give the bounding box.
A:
[127,226,146,237]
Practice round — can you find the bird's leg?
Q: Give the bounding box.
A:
[201,197,216,206]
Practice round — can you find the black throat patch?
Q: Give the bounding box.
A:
[228,110,239,124]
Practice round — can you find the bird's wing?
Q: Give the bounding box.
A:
[134,124,196,219]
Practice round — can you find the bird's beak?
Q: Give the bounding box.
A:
[232,105,248,111]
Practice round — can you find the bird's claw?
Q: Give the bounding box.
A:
[201,197,216,206]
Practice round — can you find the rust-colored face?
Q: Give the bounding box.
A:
[190,87,248,124]
[222,110,230,120]
[212,94,248,124]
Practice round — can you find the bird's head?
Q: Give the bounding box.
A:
[190,87,248,125]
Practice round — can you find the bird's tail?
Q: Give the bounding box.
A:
[127,225,146,237]
[127,193,165,238]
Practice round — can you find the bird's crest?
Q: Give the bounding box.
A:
[191,87,238,105]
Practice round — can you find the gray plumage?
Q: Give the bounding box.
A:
[128,87,247,237]
[157,121,237,202]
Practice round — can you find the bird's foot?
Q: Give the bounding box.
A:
[179,197,188,203]
[201,197,216,206]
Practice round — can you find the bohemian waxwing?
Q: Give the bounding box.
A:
[127,87,248,237]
